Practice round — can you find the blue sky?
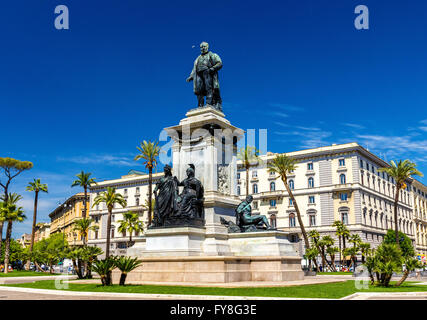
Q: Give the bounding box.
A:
[0,0,426,237]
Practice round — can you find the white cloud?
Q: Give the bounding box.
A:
[57,154,135,167]
[269,103,304,112]
[272,112,289,118]
[342,123,365,130]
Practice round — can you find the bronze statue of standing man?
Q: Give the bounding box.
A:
[186,42,223,111]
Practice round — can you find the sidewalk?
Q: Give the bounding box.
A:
[0,286,325,300]
[0,275,77,285]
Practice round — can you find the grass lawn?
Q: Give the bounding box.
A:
[3,280,427,299]
[317,272,354,275]
[0,271,59,277]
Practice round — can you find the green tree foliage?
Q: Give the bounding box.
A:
[73,218,97,246]
[1,193,26,273]
[32,233,68,273]
[114,256,142,285]
[237,146,261,195]
[92,187,127,259]
[268,154,310,249]
[384,229,415,258]
[117,211,144,245]
[378,160,423,245]
[71,171,96,219]
[0,239,25,267]
[371,243,403,287]
[134,140,160,226]
[92,257,117,286]
[26,179,48,265]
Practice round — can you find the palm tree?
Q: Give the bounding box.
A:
[237,146,261,195]
[395,257,421,287]
[71,171,97,219]
[73,218,97,246]
[305,247,319,271]
[348,234,362,268]
[92,187,127,259]
[326,246,339,272]
[26,179,48,268]
[360,242,371,264]
[333,220,350,270]
[268,154,310,249]
[1,193,26,273]
[114,256,142,285]
[134,141,160,226]
[92,257,117,286]
[378,160,423,246]
[321,235,335,271]
[142,199,155,225]
[117,211,144,246]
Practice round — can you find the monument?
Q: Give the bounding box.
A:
[113,42,303,283]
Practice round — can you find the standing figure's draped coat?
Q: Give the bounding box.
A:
[189,51,222,95]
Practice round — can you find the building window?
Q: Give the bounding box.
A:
[270,182,276,191]
[308,177,314,188]
[309,196,315,204]
[339,158,345,166]
[270,215,277,228]
[237,186,241,195]
[340,174,346,184]
[136,187,140,195]
[309,214,316,226]
[340,193,348,201]
[252,170,257,178]
[136,198,140,206]
[289,198,293,206]
[253,184,258,194]
[270,199,276,207]
[94,231,98,239]
[289,214,296,227]
[307,163,313,170]
[237,173,240,179]
[342,212,349,225]
[111,215,115,222]
[360,159,363,168]
[111,228,115,238]
[253,201,258,209]
[289,180,294,190]
[124,189,128,196]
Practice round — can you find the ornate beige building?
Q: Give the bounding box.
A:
[88,170,162,256]
[87,143,426,259]
[237,142,420,254]
[412,179,427,255]
[49,193,89,246]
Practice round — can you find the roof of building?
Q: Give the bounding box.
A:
[48,193,88,218]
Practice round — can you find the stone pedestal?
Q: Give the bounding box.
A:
[164,106,245,255]
[114,107,304,283]
[144,227,206,256]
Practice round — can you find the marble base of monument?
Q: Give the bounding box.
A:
[112,227,304,283]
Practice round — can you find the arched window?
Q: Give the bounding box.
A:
[340,174,346,184]
[270,182,275,191]
[270,215,277,228]
[307,210,316,226]
[237,186,241,195]
[111,227,115,238]
[253,184,258,194]
[341,212,349,225]
[289,213,296,227]
[289,180,294,190]
[270,199,276,207]
[308,177,314,188]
